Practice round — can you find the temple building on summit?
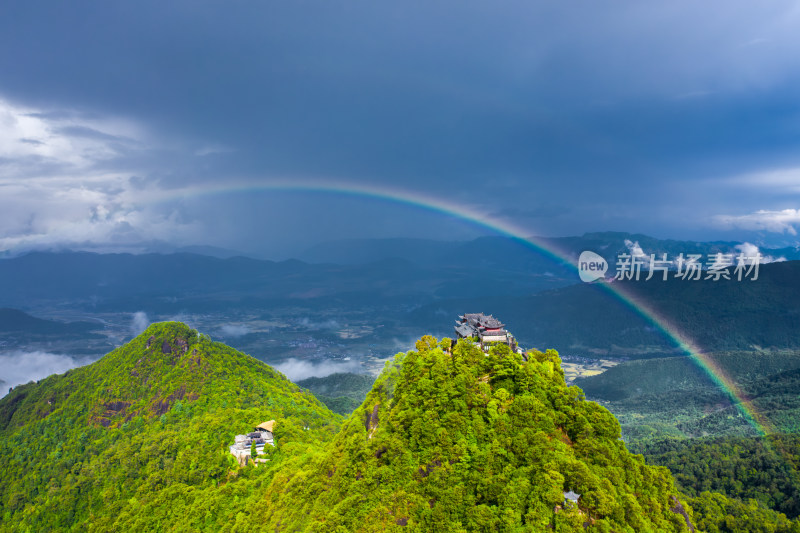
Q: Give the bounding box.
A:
[454,313,518,351]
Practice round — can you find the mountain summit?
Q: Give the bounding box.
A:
[258,337,695,531]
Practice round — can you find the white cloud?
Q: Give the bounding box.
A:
[0,99,141,170]
[0,97,205,255]
[273,358,362,382]
[131,311,150,336]
[713,209,800,235]
[220,324,250,337]
[0,351,94,398]
[624,239,646,258]
[735,242,760,257]
[734,242,786,264]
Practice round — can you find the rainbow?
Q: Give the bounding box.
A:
[139,179,774,436]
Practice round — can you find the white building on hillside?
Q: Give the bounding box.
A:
[229,420,276,465]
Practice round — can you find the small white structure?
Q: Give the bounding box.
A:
[563,491,581,505]
[229,420,276,465]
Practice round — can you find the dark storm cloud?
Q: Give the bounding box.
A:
[1,1,800,254]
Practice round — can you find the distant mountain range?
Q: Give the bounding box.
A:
[299,231,800,267]
[0,308,98,336]
[3,231,795,309]
[0,308,109,355]
[410,259,800,357]
[0,247,572,314]
[3,232,800,358]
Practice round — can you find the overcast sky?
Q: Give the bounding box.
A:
[2,1,800,257]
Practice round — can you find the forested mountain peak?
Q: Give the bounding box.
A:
[0,322,340,530]
[258,337,696,531]
[1,322,330,432]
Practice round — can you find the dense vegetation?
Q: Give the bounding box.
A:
[0,322,341,531]
[256,337,694,531]
[296,372,376,415]
[574,351,800,443]
[640,435,800,518]
[688,492,800,533]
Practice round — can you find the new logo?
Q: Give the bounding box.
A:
[578,251,607,282]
